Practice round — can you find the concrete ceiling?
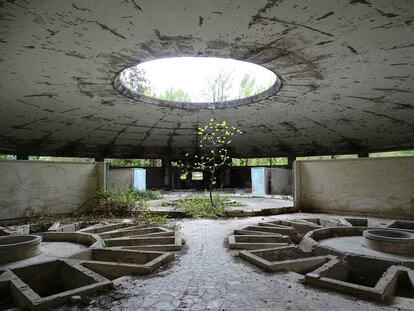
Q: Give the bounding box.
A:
[0,0,413,159]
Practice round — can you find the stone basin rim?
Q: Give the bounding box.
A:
[0,235,42,248]
[363,229,414,242]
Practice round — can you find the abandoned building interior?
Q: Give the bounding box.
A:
[0,0,413,310]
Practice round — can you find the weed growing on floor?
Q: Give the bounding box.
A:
[83,188,161,218]
[136,205,167,224]
[168,194,239,218]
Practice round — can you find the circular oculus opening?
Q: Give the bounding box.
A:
[114,57,281,109]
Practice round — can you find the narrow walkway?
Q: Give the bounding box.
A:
[64,216,403,311]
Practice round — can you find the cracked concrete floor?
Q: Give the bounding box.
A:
[58,215,411,311]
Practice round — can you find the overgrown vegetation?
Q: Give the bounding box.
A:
[83,188,161,220]
[166,195,239,218]
[108,158,162,167]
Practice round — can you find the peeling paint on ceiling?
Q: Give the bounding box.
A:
[0,0,413,158]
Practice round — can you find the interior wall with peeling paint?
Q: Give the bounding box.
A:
[294,157,414,219]
[267,168,292,195]
[0,161,102,220]
[107,168,133,191]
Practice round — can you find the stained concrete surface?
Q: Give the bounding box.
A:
[295,157,414,219]
[56,214,410,311]
[0,160,104,220]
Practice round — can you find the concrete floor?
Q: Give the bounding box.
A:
[56,213,411,311]
[147,194,294,214]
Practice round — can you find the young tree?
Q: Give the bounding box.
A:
[201,70,233,102]
[179,119,243,206]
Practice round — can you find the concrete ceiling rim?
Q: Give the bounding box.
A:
[113,60,283,110]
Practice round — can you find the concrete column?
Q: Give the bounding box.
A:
[16,154,28,160]
[293,160,301,212]
[95,156,105,162]
[358,152,369,158]
[97,161,107,190]
[163,159,172,190]
[287,155,296,169]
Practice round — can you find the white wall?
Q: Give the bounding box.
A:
[267,168,292,195]
[294,157,414,219]
[0,160,103,220]
[107,168,133,191]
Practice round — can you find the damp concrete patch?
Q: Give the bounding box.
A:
[69,249,174,280]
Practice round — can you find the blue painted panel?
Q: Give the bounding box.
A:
[133,168,146,192]
[251,167,266,196]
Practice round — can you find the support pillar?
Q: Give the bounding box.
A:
[163,159,172,190]
[287,155,296,169]
[95,156,105,162]
[16,154,28,160]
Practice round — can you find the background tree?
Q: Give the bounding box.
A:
[238,74,275,98]
[179,119,243,206]
[238,74,256,98]
[201,70,233,102]
[120,67,151,94]
[158,88,191,102]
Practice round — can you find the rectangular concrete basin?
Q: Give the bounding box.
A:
[240,246,333,273]
[267,220,321,234]
[305,255,412,301]
[243,225,295,236]
[0,280,17,311]
[79,223,134,234]
[10,260,111,310]
[388,220,414,232]
[228,235,290,250]
[69,249,174,280]
[12,261,98,298]
[343,218,368,227]
[104,236,182,251]
[99,227,172,239]
[258,223,298,234]
[234,229,281,236]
